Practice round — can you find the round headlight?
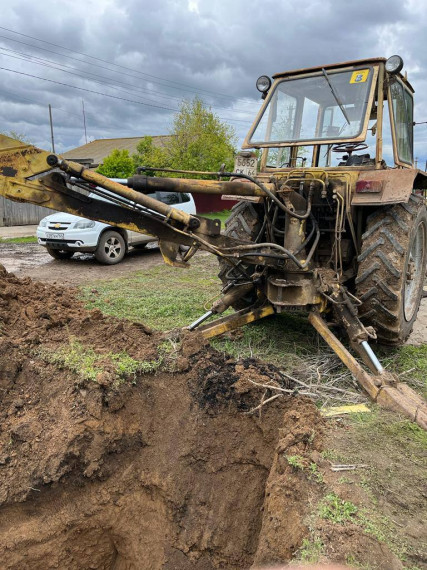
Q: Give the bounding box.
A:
[385,55,404,75]
[256,75,272,93]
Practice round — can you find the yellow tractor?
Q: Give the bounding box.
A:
[0,55,426,427]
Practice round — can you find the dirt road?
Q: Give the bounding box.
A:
[0,242,164,285]
[1,242,426,344]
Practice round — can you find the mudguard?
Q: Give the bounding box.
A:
[352,168,427,206]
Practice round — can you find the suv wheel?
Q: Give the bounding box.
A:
[46,248,74,260]
[95,230,126,265]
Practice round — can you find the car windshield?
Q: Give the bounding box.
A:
[249,67,373,145]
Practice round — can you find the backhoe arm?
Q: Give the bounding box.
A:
[0,135,238,267]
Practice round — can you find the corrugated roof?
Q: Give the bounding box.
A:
[62,135,171,167]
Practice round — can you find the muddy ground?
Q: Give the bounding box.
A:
[0,243,426,569]
[0,242,164,286]
[2,242,426,345]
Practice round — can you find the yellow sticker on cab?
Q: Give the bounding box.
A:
[350,69,369,84]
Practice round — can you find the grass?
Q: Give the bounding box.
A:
[382,344,427,398]
[319,409,427,567]
[211,311,319,368]
[201,210,231,227]
[318,493,358,524]
[81,254,222,330]
[79,251,427,397]
[0,236,38,243]
[286,454,305,470]
[36,338,162,384]
[80,254,324,374]
[297,537,324,564]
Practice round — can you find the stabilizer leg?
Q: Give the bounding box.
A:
[309,311,427,430]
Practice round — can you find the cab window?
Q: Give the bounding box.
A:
[389,79,413,165]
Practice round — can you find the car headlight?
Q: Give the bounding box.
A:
[39,219,47,227]
[74,220,96,229]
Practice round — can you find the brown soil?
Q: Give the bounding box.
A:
[0,264,423,569]
[0,264,326,569]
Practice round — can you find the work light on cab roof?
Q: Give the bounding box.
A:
[385,55,404,75]
[256,75,271,98]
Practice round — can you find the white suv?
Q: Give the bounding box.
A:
[37,189,196,264]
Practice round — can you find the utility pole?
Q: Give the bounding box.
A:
[48,104,55,153]
[82,100,88,144]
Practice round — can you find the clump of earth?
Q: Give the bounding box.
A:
[0,265,418,569]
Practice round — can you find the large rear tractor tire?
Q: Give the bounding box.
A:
[355,194,427,345]
[218,201,263,310]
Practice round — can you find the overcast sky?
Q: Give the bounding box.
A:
[1,0,427,167]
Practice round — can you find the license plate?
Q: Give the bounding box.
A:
[46,232,64,239]
[234,155,257,178]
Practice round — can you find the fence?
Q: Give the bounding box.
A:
[0,197,54,226]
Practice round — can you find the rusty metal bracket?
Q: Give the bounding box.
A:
[308,311,427,429]
[194,304,275,339]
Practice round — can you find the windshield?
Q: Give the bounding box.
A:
[249,67,373,145]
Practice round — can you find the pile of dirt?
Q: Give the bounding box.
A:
[0,265,327,569]
[0,265,414,569]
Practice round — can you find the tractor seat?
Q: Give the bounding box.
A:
[338,153,374,166]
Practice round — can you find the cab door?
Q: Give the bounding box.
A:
[388,77,414,167]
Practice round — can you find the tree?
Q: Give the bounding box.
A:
[96,149,134,178]
[132,136,169,176]
[167,98,237,177]
[99,99,237,179]
[1,130,32,144]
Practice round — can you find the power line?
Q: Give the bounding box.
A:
[1,50,175,108]
[0,46,188,104]
[0,26,234,100]
[0,46,255,116]
[0,86,97,120]
[0,66,252,125]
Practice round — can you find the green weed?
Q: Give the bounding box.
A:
[81,255,222,330]
[381,344,427,398]
[201,210,231,226]
[309,462,324,483]
[297,537,324,564]
[318,493,358,524]
[286,454,305,470]
[345,554,374,569]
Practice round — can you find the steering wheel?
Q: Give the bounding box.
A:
[332,143,369,155]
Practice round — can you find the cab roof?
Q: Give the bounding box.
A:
[272,57,386,79]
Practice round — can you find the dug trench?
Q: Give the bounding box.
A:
[0,265,423,569]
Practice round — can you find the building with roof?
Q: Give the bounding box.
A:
[63,135,236,214]
[62,135,172,169]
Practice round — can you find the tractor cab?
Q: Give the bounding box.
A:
[243,56,414,172]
